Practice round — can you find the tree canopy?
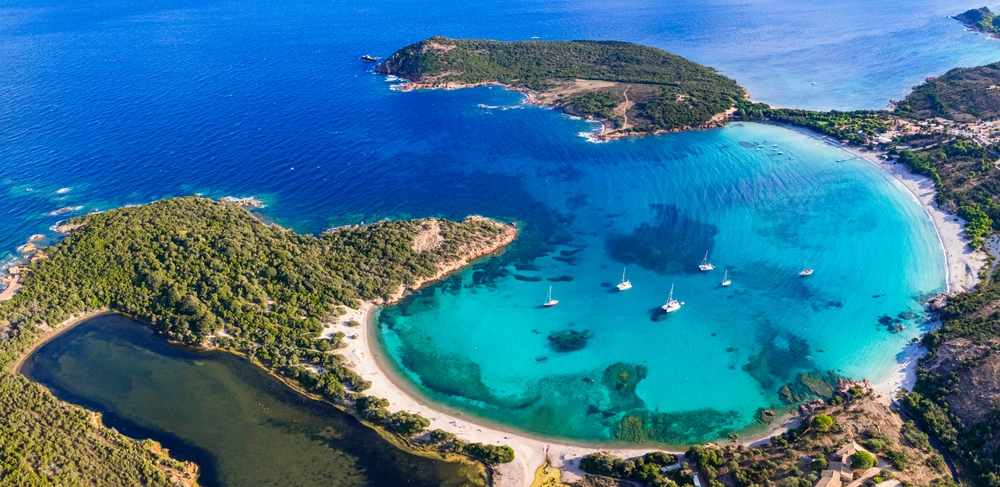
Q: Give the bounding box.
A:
[378,37,746,132]
[0,196,515,482]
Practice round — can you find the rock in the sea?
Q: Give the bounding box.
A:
[547,329,592,352]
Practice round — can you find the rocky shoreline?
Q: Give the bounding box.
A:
[388,77,736,141]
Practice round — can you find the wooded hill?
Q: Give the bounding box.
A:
[895,62,1000,122]
[377,37,746,133]
[0,197,515,484]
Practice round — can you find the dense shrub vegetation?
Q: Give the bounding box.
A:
[0,197,515,482]
[895,62,1000,121]
[0,373,194,486]
[378,37,746,131]
[579,451,686,487]
[905,277,1000,486]
[734,100,890,145]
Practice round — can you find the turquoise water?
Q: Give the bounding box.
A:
[0,0,977,447]
[376,118,945,444]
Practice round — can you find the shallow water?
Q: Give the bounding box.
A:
[20,314,485,487]
[375,118,945,444]
[0,0,982,446]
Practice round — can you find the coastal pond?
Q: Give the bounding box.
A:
[20,313,485,487]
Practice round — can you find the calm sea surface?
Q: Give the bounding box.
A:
[2,0,996,446]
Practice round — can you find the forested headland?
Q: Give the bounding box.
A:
[377,37,746,136]
[0,196,517,484]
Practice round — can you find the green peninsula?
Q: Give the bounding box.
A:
[0,197,516,485]
[953,7,1000,37]
[377,37,746,137]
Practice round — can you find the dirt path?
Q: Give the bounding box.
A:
[621,85,631,130]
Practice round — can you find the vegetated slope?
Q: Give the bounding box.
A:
[905,283,1000,487]
[895,62,1000,122]
[377,37,746,133]
[0,196,515,483]
[953,7,1000,38]
[733,60,1000,486]
[894,137,999,248]
[0,373,198,486]
[577,381,948,487]
[876,64,1000,487]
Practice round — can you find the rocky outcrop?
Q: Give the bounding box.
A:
[954,7,993,26]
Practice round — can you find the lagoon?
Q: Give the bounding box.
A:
[20,314,485,487]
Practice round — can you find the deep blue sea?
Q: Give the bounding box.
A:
[2,0,998,445]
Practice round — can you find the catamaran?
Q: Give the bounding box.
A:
[616,267,632,291]
[699,250,715,271]
[543,286,559,307]
[662,284,683,313]
[799,260,814,276]
[722,269,731,287]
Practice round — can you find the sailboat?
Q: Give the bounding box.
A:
[616,267,632,291]
[722,269,731,287]
[662,284,683,313]
[799,260,814,276]
[699,250,715,271]
[543,286,559,307]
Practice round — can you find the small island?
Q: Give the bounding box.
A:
[953,7,1000,37]
[377,37,746,139]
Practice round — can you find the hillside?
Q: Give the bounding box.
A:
[377,37,746,136]
[894,62,1000,122]
[0,197,516,484]
[576,381,950,487]
[953,7,1000,38]
[732,59,1000,487]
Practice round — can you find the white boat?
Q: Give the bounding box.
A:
[543,286,559,307]
[662,284,683,313]
[722,269,731,287]
[799,260,814,276]
[698,250,715,271]
[616,267,632,291]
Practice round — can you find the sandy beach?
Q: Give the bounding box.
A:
[774,123,985,404]
[324,304,665,487]
[324,126,986,487]
[0,277,21,302]
[777,124,984,295]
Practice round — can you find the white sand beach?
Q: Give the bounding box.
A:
[324,304,665,487]
[777,124,984,294]
[775,124,986,404]
[313,126,990,486]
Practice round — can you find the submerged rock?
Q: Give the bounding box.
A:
[605,204,718,274]
[602,362,648,393]
[547,329,592,352]
[513,274,543,282]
